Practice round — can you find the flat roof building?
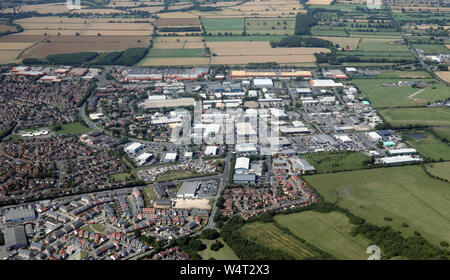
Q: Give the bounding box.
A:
[204,146,218,156]
[253,78,273,88]
[235,157,250,173]
[164,152,178,162]
[4,226,28,251]
[233,174,256,184]
[124,142,143,154]
[177,181,201,198]
[3,208,36,225]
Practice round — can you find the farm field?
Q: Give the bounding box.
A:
[425,162,450,182]
[432,127,450,141]
[201,18,244,34]
[0,50,22,64]
[207,41,329,64]
[378,107,450,127]
[274,211,371,260]
[203,35,286,42]
[401,130,450,161]
[147,49,206,58]
[304,166,450,247]
[20,36,149,59]
[413,44,450,54]
[357,38,409,52]
[315,36,361,49]
[154,18,200,27]
[375,71,432,79]
[353,79,450,108]
[0,24,17,33]
[239,222,319,260]
[301,151,371,173]
[435,71,450,83]
[138,57,209,66]
[245,17,295,35]
[198,238,239,260]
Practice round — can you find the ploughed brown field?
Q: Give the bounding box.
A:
[20,36,150,59]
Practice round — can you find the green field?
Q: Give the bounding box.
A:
[245,18,295,35]
[353,79,450,108]
[198,238,239,260]
[304,166,450,247]
[239,222,319,260]
[378,107,450,127]
[274,211,371,260]
[433,127,450,141]
[358,38,409,52]
[425,162,450,181]
[148,49,205,58]
[413,44,450,54]
[402,130,450,161]
[201,18,244,31]
[54,122,92,136]
[203,35,286,42]
[110,172,132,182]
[301,151,371,173]
[375,71,432,79]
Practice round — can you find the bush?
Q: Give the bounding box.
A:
[210,240,224,251]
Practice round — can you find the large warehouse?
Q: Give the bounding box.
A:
[4,226,28,251]
[235,157,250,173]
[3,208,36,225]
[177,181,201,199]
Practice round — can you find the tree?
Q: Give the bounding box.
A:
[200,229,219,240]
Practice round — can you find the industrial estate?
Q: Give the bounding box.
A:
[0,0,449,262]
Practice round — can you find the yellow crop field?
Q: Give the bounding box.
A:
[0,50,22,64]
[435,72,450,83]
[207,41,329,56]
[71,8,129,14]
[0,42,34,50]
[0,24,17,33]
[212,55,317,64]
[140,57,209,66]
[306,0,334,4]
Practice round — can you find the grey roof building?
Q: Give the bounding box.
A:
[4,226,28,251]
[233,174,256,184]
[3,208,36,225]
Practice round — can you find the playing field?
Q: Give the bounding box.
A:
[54,122,92,136]
[378,107,450,127]
[353,79,450,108]
[301,151,370,173]
[199,238,239,260]
[274,211,371,260]
[401,130,450,161]
[239,222,319,259]
[304,166,450,247]
[425,162,450,182]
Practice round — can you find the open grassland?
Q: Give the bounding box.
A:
[274,211,371,260]
[401,130,450,161]
[304,166,450,247]
[201,18,244,33]
[435,72,450,83]
[379,107,450,127]
[147,48,206,58]
[239,222,319,260]
[20,36,149,59]
[199,238,239,260]
[208,41,328,64]
[302,151,370,173]
[425,162,450,182]
[353,79,450,108]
